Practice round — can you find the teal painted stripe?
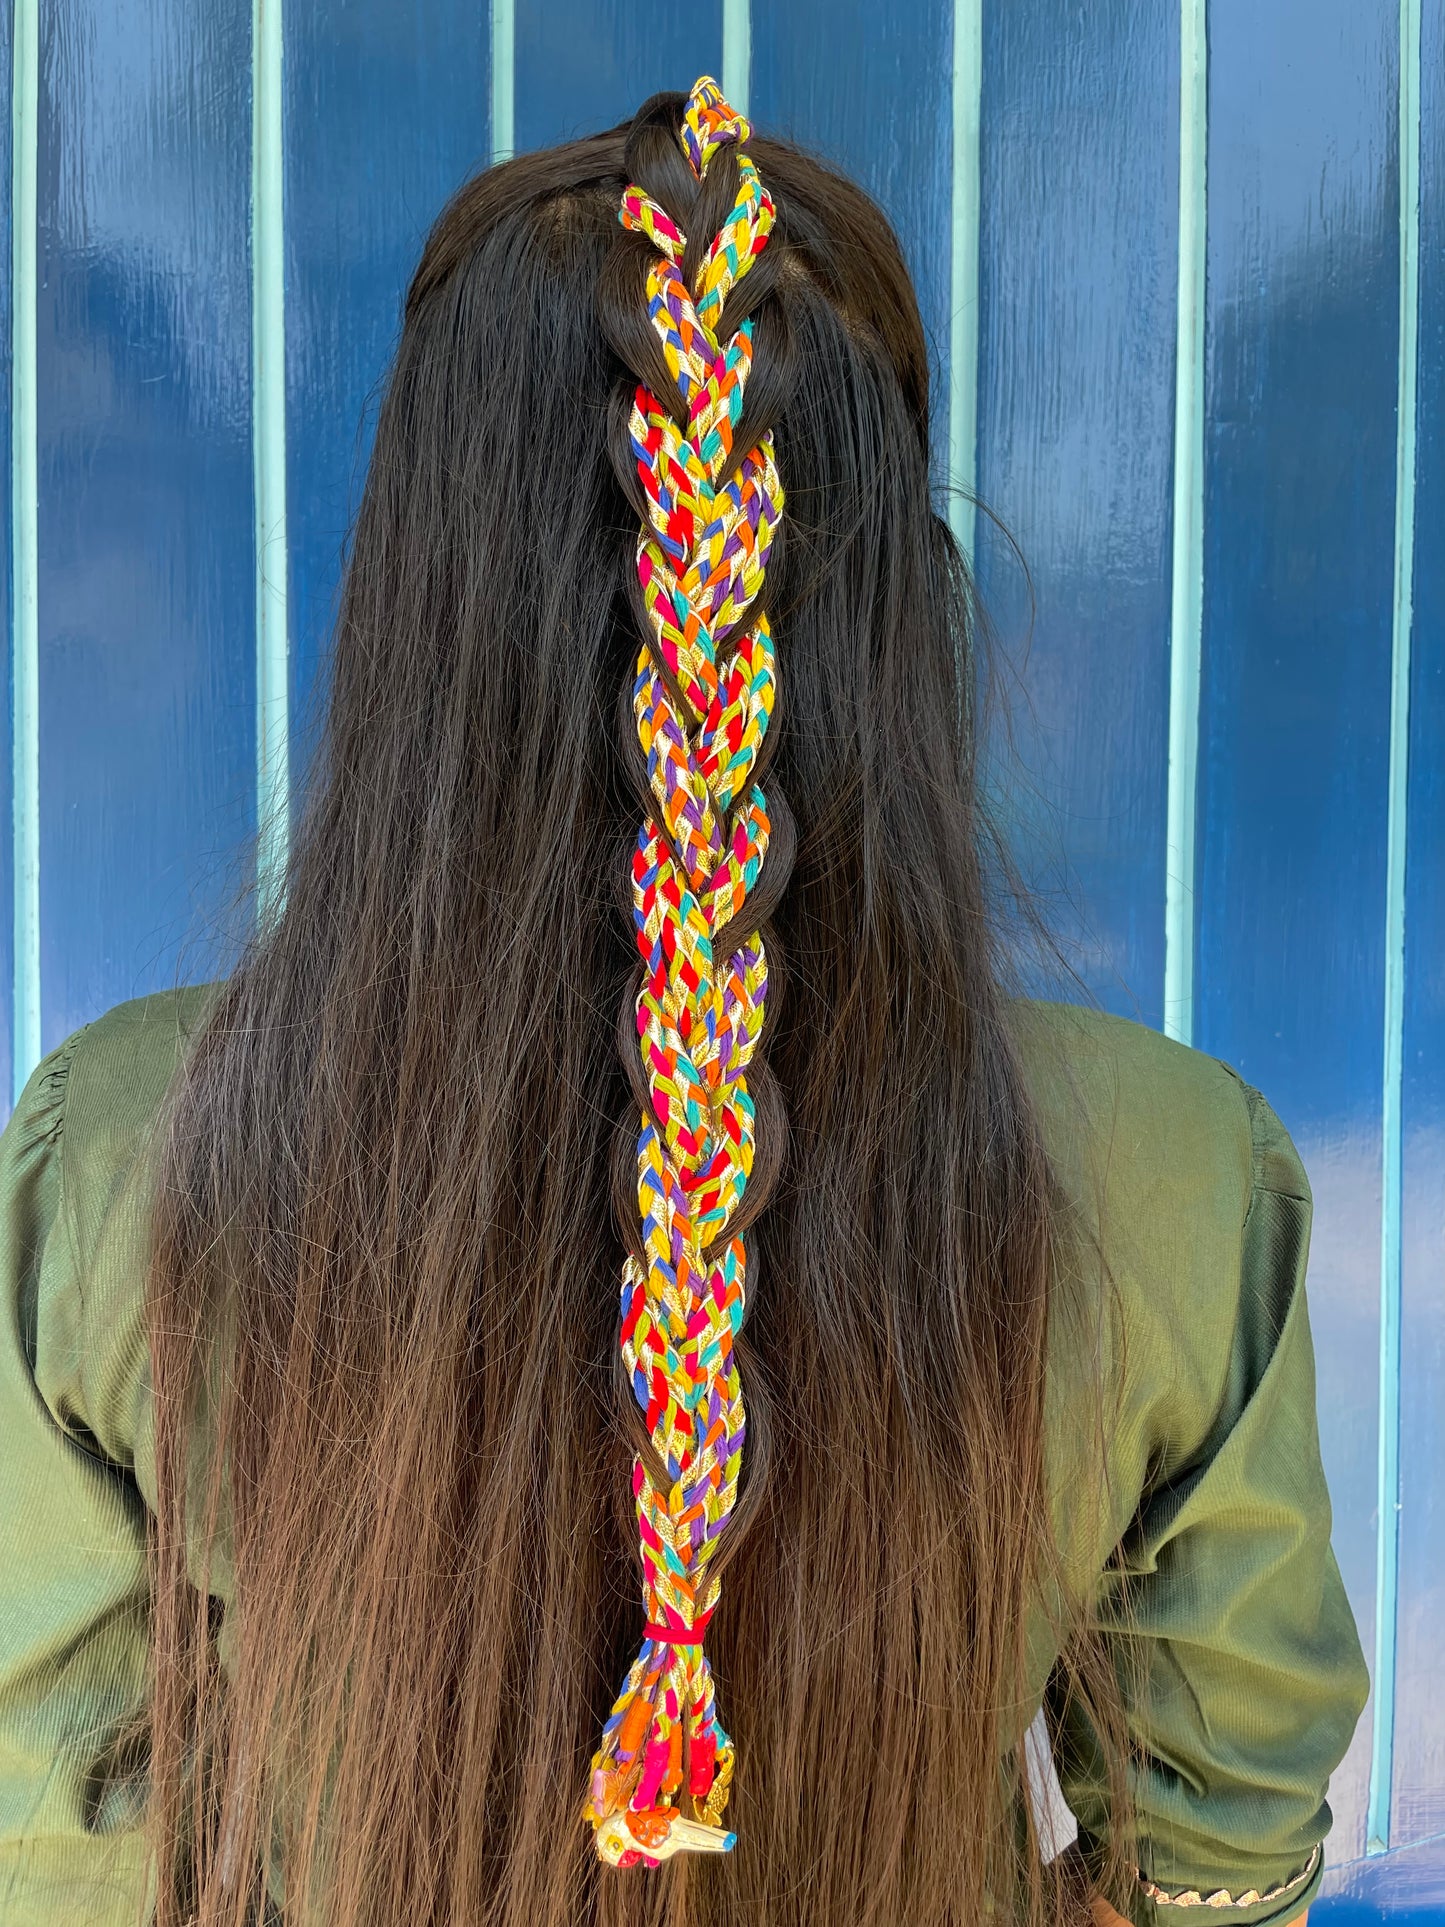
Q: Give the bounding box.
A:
[252,0,290,931]
[723,0,750,118]
[491,0,514,163]
[10,0,38,1101]
[1163,0,1207,1046]
[1366,0,1421,1858]
[948,0,982,564]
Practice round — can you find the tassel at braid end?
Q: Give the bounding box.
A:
[591,1808,738,1870]
[584,1740,737,1868]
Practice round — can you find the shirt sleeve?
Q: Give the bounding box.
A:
[1046,1074,1371,1927]
[0,1028,159,1927]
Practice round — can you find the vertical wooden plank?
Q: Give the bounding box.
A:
[9,0,38,1103]
[2,0,16,1111]
[491,0,513,160]
[1392,0,1445,1852]
[513,0,722,153]
[720,0,748,113]
[973,0,1180,1025]
[1164,0,1207,1046]
[751,0,952,487]
[35,0,255,1051]
[284,1,493,785]
[1365,0,1421,1858]
[253,0,289,921]
[1195,0,1400,1859]
[948,0,981,565]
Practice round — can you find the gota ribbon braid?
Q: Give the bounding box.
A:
[583,77,781,1870]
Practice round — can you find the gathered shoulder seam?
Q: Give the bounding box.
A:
[23,1020,96,1359]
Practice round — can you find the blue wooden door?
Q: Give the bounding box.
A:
[4,1,1441,1913]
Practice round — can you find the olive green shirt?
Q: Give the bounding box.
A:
[0,985,1369,1926]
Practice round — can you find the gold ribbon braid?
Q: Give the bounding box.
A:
[583,77,782,1870]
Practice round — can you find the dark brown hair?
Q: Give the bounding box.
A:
[143,91,1128,1927]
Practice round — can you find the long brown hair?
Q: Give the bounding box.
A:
[144,92,1129,1927]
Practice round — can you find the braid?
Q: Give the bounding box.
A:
[584,77,788,1871]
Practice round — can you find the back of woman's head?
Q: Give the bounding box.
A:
[145,85,1124,1927]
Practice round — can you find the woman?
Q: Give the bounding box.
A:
[0,77,1367,1927]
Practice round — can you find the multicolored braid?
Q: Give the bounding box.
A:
[583,76,782,1871]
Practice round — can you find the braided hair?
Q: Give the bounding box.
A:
[141,71,1127,1927]
[584,77,789,1871]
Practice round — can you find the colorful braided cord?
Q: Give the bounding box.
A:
[583,76,781,1872]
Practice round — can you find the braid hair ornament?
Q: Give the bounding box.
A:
[583,76,782,1870]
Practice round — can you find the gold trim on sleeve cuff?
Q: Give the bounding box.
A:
[1135,1842,1322,1910]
